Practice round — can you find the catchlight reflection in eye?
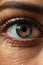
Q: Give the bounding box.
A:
[2,17,41,39]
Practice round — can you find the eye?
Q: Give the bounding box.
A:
[0,17,42,39]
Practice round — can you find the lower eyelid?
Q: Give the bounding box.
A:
[0,33,42,47]
[10,38,42,47]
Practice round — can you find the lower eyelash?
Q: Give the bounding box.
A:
[0,33,42,47]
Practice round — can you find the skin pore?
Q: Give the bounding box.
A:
[0,0,43,65]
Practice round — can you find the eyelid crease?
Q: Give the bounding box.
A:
[0,1,43,15]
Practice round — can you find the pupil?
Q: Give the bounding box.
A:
[21,26,27,32]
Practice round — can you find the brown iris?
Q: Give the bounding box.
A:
[16,22,32,38]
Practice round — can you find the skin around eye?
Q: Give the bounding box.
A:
[0,17,42,47]
[0,0,43,65]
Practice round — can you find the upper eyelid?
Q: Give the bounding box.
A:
[0,9,37,25]
[0,1,43,27]
[0,9,43,33]
[0,8,43,23]
[0,8,43,20]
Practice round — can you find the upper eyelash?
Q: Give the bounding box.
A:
[0,17,42,27]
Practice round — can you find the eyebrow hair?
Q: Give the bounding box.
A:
[0,1,43,15]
